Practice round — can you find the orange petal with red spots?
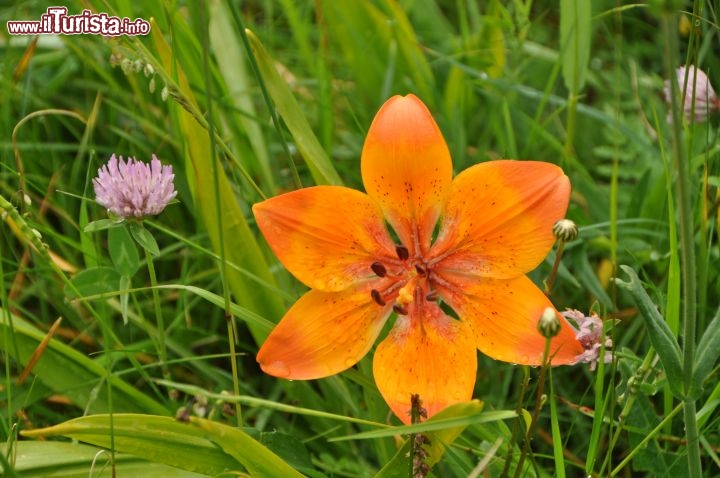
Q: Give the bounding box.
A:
[431,160,570,279]
[373,301,477,424]
[361,95,453,255]
[258,287,393,379]
[253,186,396,291]
[440,275,583,365]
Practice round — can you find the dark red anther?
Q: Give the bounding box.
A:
[414,264,426,276]
[371,289,386,306]
[425,290,438,302]
[393,304,408,315]
[395,245,410,261]
[371,262,387,277]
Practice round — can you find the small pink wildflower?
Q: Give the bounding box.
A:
[93,154,177,219]
[563,309,613,371]
[664,65,720,123]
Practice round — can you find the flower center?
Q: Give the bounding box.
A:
[368,243,439,315]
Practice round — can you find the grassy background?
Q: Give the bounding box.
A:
[1,0,719,476]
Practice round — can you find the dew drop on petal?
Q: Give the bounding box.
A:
[265,360,291,378]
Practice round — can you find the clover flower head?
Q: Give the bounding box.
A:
[93,154,177,219]
[254,95,584,423]
[563,309,613,371]
[664,65,720,123]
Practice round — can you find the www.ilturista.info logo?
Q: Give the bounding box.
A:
[7,7,150,36]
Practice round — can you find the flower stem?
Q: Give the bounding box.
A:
[662,12,702,477]
[145,249,168,380]
[545,242,565,296]
[513,336,552,478]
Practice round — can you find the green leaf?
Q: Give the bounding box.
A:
[254,430,314,475]
[245,29,342,186]
[128,222,160,256]
[374,442,411,477]
[190,417,305,477]
[615,266,684,398]
[335,403,511,441]
[690,306,720,399]
[5,441,204,478]
[0,309,167,415]
[65,266,121,300]
[83,218,121,233]
[109,225,140,276]
[21,414,241,476]
[560,0,591,94]
[375,401,486,477]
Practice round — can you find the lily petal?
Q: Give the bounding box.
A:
[373,301,477,424]
[440,275,583,365]
[258,287,393,379]
[431,160,569,279]
[253,186,397,291]
[361,95,453,255]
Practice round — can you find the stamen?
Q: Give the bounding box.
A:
[371,289,386,306]
[393,304,408,315]
[425,290,438,302]
[414,264,426,276]
[395,245,410,261]
[370,262,387,277]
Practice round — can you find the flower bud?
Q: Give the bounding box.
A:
[553,219,578,242]
[537,307,561,339]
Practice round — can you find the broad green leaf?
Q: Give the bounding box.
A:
[190,417,305,477]
[245,29,342,186]
[374,438,412,477]
[21,414,241,476]
[375,401,486,477]
[83,218,119,233]
[109,224,140,276]
[252,430,314,475]
[128,221,160,256]
[615,266,684,398]
[65,266,121,300]
[0,309,167,415]
[150,19,285,342]
[336,403,511,441]
[560,0,591,94]
[5,441,204,478]
[423,401,485,467]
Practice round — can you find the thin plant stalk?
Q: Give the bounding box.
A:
[198,1,243,425]
[662,12,702,477]
[513,335,553,478]
[548,369,566,478]
[145,249,168,380]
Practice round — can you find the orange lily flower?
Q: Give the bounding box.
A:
[254,94,583,423]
